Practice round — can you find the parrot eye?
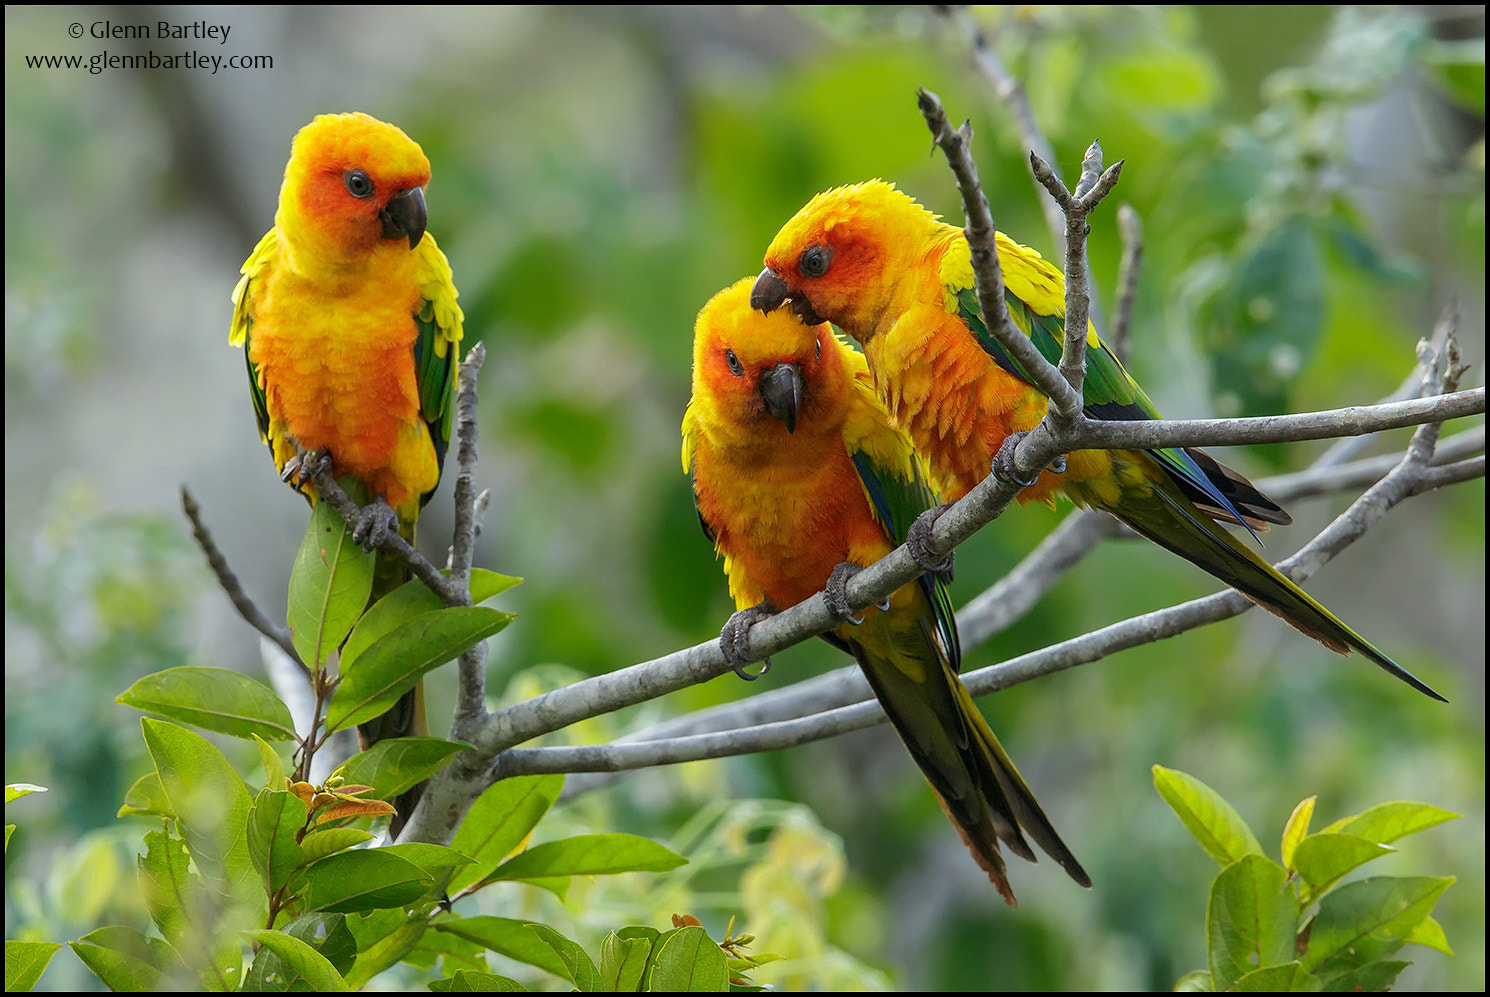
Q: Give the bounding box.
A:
[724,349,744,377]
[344,169,375,199]
[798,245,832,279]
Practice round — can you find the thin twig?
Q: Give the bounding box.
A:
[1030,142,1124,399]
[182,485,301,664]
[1073,388,1483,451]
[917,88,1084,424]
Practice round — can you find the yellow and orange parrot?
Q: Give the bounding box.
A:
[750,180,1442,701]
[684,278,1090,903]
[230,112,465,821]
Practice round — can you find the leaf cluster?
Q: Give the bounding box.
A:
[4,503,777,990]
[1155,766,1457,992]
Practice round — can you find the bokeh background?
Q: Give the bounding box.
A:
[5,5,1484,991]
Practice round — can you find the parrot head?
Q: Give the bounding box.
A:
[751,179,940,343]
[277,112,433,265]
[692,277,847,441]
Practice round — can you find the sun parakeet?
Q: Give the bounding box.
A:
[230,112,465,827]
[684,277,1090,903]
[749,180,1442,702]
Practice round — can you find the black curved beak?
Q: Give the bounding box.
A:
[751,268,790,313]
[759,362,804,434]
[381,186,427,249]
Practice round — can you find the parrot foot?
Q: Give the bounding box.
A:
[995,429,1043,488]
[824,561,868,625]
[350,497,400,552]
[906,504,955,583]
[720,600,775,681]
[282,448,332,486]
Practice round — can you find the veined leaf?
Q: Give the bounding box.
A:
[245,929,351,992]
[1206,854,1296,990]
[326,607,512,732]
[333,738,469,802]
[288,499,374,669]
[489,833,686,882]
[1154,765,1263,865]
[449,774,564,894]
[118,666,297,741]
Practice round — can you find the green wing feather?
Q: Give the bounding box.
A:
[411,235,465,506]
[230,230,278,455]
[848,448,961,673]
[953,285,1284,534]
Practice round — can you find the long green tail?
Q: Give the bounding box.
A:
[843,603,1090,904]
[1111,471,1445,702]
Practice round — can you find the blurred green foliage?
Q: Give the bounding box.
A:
[4,5,1483,991]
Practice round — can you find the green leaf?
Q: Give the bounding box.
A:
[1292,833,1394,901]
[527,923,601,991]
[244,913,358,989]
[430,970,528,991]
[5,940,62,991]
[1153,766,1263,865]
[69,925,175,992]
[647,925,729,992]
[344,910,427,989]
[299,827,376,864]
[468,569,523,603]
[333,738,469,803]
[4,825,13,853]
[1206,854,1297,990]
[343,570,522,670]
[448,774,564,893]
[303,849,433,913]
[1301,876,1455,972]
[248,788,309,894]
[434,917,571,979]
[491,834,686,882]
[117,772,173,819]
[141,718,258,907]
[254,734,286,789]
[1404,915,1453,955]
[1172,969,1214,991]
[1231,961,1320,992]
[379,842,473,897]
[1317,960,1411,992]
[5,783,47,803]
[1319,802,1459,847]
[599,931,652,992]
[245,929,351,991]
[288,499,374,668]
[118,666,298,741]
[325,607,513,732]
[1281,796,1316,871]
[137,829,195,947]
[133,832,243,993]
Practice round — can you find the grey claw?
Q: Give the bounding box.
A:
[906,504,955,581]
[992,432,1041,488]
[720,602,774,681]
[824,561,866,624]
[351,498,400,552]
